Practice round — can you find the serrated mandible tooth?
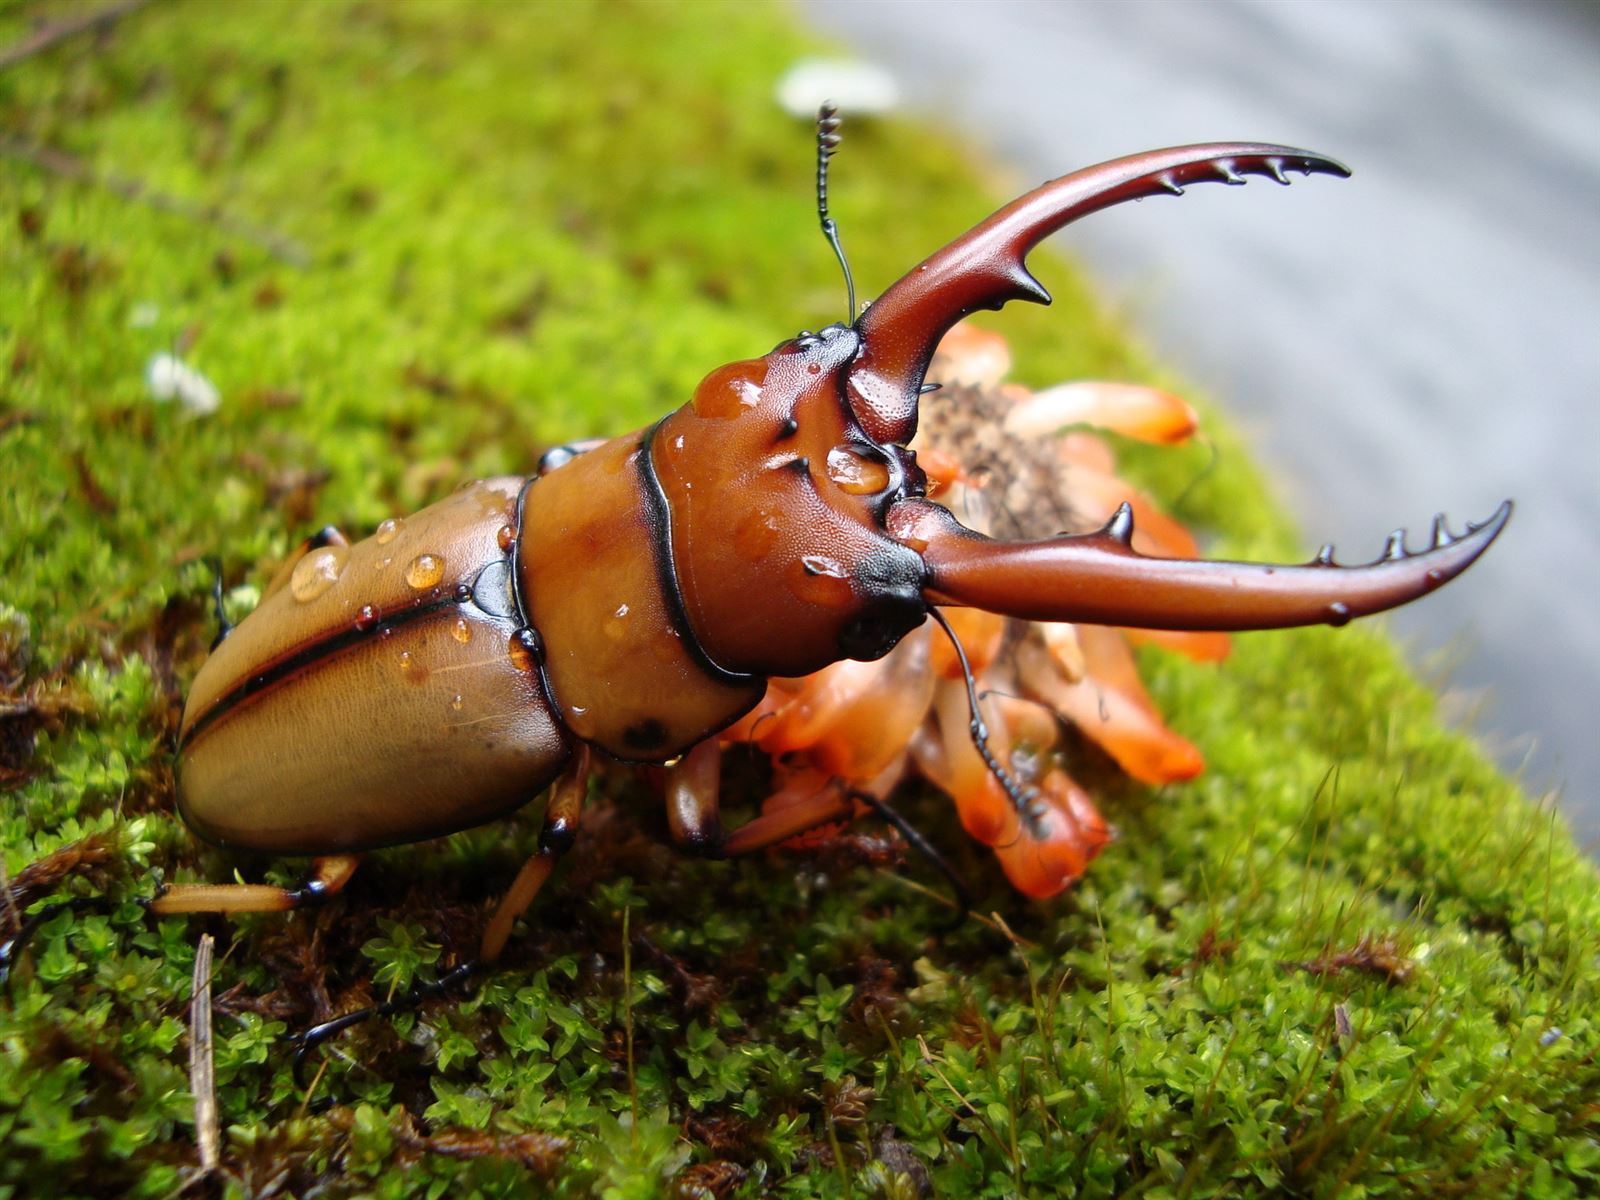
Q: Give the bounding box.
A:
[1103,502,1135,544]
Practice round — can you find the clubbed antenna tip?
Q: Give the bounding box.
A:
[815,102,856,322]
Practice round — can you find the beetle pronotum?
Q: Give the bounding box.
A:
[5,111,1510,1055]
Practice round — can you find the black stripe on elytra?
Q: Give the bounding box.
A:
[635,420,758,687]
[179,594,461,751]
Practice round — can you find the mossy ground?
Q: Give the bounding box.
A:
[1,2,1595,1197]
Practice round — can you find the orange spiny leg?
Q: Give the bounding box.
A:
[719,785,857,857]
[291,747,591,1078]
[146,854,361,915]
[663,740,858,857]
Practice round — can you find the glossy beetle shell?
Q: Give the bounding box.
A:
[176,478,570,854]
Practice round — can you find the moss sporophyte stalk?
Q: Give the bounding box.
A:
[1,1,1595,1197]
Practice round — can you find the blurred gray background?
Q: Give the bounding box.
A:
[807,0,1600,845]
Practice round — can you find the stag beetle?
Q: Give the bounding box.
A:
[37,111,1508,1052]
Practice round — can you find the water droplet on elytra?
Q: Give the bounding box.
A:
[406,553,445,589]
[289,545,348,603]
[375,517,402,545]
[452,617,472,643]
[508,627,542,671]
[354,604,380,631]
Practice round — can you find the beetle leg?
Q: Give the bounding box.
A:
[144,854,361,915]
[719,784,857,856]
[260,525,351,601]
[662,740,856,856]
[291,748,591,1078]
[478,743,590,963]
[663,740,725,854]
[850,789,974,925]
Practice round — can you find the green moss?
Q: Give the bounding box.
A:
[1,1,1594,1196]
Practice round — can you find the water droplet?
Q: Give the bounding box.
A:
[826,445,890,495]
[450,694,464,712]
[807,362,821,375]
[354,604,380,631]
[508,627,542,671]
[497,523,516,553]
[604,602,633,642]
[801,555,847,578]
[398,650,414,672]
[406,553,445,589]
[375,517,403,545]
[733,508,781,560]
[1327,601,1352,627]
[691,357,768,418]
[788,556,853,609]
[289,545,348,603]
[452,617,472,643]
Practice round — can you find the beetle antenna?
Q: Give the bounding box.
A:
[927,607,1046,839]
[816,102,857,322]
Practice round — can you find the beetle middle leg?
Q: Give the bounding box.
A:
[291,745,592,1070]
[663,742,972,913]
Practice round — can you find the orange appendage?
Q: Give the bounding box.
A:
[720,330,1224,898]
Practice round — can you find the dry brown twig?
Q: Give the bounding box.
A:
[189,933,220,1178]
[0,133,312,266]
[0,0,153,73]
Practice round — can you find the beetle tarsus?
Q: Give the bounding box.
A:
[289,960,483,1090]
[0,895,115,988]
[851,789,973,928]
[207,557,233,650]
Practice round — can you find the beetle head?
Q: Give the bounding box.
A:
[652,322,931,678]
[654,140,1508,682]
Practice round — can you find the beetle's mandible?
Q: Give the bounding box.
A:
[137,116,1509,1047]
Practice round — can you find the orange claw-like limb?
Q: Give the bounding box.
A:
[847,143,1351,444]
[894,498,1512,632]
